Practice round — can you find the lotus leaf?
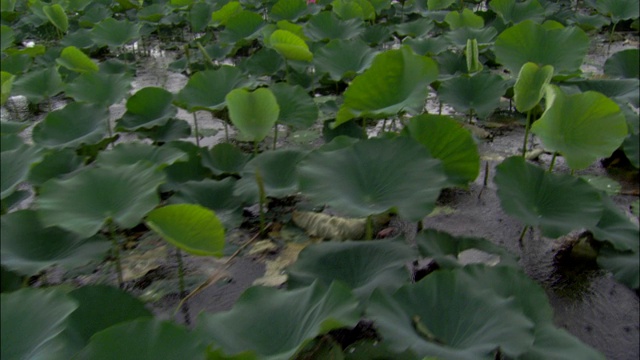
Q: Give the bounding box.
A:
[530,85,628,170]
[271,82,318,129]
[494,156,604,238]
[190,1,213,32]
[304,11,365,41]
[394,17,434,38]
[332,0,375,21]
[270,29,313,62]
[96,142,187,169]
[219,10,265,43]
[195,281,360,359]
[234,148,307,201]
[489,0,545,24]
[146,204,225,257]
[623,133,639,168]
[1,144,41,199]
[437,72,508,119]
[211,1,242,26]
[313,38,377,81]
[226,87,280,142]
[171,178,245,229]
[12,66,64,104]
[66,71,132,107]
[0,71,13,106]
[43,3,68,33]
[1,287,78,360]
[27,148,83,186]
[592,0,639,23]
[136,118,192,143]
[403,114,479,186]
[0,210,110,276]
[560,78,639,107]
[298,137,447,221]
[238,48,285,76]
[33,103,109,148]
[604,49,639,79]
[494,20,590,74]
[520,325,605,360]
[276,20,308,41]
[270,0,308,22]
[76,318,208,360]
[404,37,449,56]
[367,269,535,359]
[175,66,248,112]
[444,8,484,29]
[589,197,640,252]
[57,46,99,73]
[90,18,140,48]
[287,240,417,299]
[37,162,165,237]
[117,87,177,131]
[334,46,438,127]
[359,23,393,45]
[514,62,554,113]
[427,0,455,11]
[201,143,250,175]
[415,229,519,268]
[444,26,498,48]
[597,247,639,289]
[1,25,14,51]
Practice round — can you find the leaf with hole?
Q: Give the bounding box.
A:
[494,156,604,238]
[298,137,447,221]
[530,85,628,170]
[37,162,165,237]
[146,204,225,257]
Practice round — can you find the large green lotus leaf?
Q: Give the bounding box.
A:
[0,120,28,135]
[160,141,212,191]
[560,78,639,107]
[136,118,192,143]
[270,29,313,62]
[494,156,604,238]
[334,46,438,127]
[270,0,308,21]
[219,10,265,43]
[76,318,207,360]
[494,20,590,74]
[367,269,534,359]
[32,103,109,149]
[489,0,545,24]
[416,229,519,268]
[0,210,109,276]
[443,26,498,48]
[1,71,14,106]
[174,66,248,112]
[604,49,639,79]
[234,148,307,201]
[394,17,434,38]
[1,288,78,360]
[171,178,245,229]
[1,144,41,199]
[623,132,639,168]
[211,1,242,26]
[589,196,639,252]
[404,37,449,56]
[226,87,279,142]
[427,0,456,10]
[593,0,639,22]
[1,25,14,51]
[237,47,285,77]
[195,281,360,359]
[271,82,318,129]
[520,325,605,360]
[1,266,23,293]
[514,62,554,113]
[304,11,365,41]
[27,148,83,187]
[12,66,64,104]
[37,162,165,237]
[438,72,508,119]
[403,114,480,187]
[597,247,639,289]
[136,3,167,23]
[201,143,250,175]
[43,3,68,33]
[66,71,132,107]
[65,285,152,351]
[298,137,447,221]
[116,87,177,131]
[332,0,374,20]
[287,240,417,300]
[96,142,187,169]
[90,18,140,48]
[56,46,98,73]
[530,85,628,170]
[146,204,225,257]
[444,8,484,29]
[189,1,213,32]
[313,38,377,81]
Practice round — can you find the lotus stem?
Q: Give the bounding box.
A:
[607,21,617,56]
[196,42,215,69]
[175,248,191,325]
[521,110,532,157]
[108,220,124,289]
[273,123,278,150]
[365,215,373,240]
[192,112,200,147]
[518,225,529,247]
[255,170,267,237]
[106,116,113,138]
[184,44,191,75]
[548,152,558,172]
